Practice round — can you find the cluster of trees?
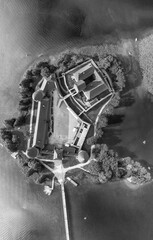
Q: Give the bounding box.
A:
[0,114,29,152]
[0,128,21,152]
[16,152,54,185]
[120,157,151,185]
[0,60,58,154]
[18,60,57,112]
[57,52,87,74]
[87,92,121,146]
[4,116,27,129]
[84,144,151,185]
[99,54,126,92]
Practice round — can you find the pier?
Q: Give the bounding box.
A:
[61,182,70,240]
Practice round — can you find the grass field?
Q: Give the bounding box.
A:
[49,90,69,146]
[49,90,79,147]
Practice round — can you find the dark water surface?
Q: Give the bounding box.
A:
[1,0,153,239]
[103,87,153,167]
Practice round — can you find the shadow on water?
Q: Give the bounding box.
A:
[101,88,153,164]
[107,114,125,125]
[121,56,143,94]
[119,91,135,108]
[99,127,122,146]
[99,126,137,159]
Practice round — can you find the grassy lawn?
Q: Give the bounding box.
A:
[49,90,69,146]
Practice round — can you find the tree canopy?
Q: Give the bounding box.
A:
[14,115,27,127]
[16,153,54,185]
[4,118,16,129]
[84,144,151,185]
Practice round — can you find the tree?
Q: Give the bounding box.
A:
[115,70,125,91]
[57,52,88,73]
[103,103,114,115]
[84,160,101,176]
[99,54,125,92]
[95,128,103,139]
[18,105,30,114]
[4,118,16,128]
[97,115,108,128]
[85,144,120,184]
[109,93,120,108]
[6,141,19,152]
[19,78,34,88]
[26,168,37,178]
[0,128,12,141]
[19,86,34,98]
[98,171,108,183]
[86,173,100,184]
[19,98,32,106]
[14,115,27,127]
[36,61,50,69]
[41,67,51,78]
[27,159,43,172]
[92,144,101,158]
[99,55,114,70]
[32,68,41,77]
[28,172,40,183]
[92,54,99,62]
[19,91,31,99]
[37,173,53,184]
[12,134,20,146]
[49,64,57,73]
[25,70,34,79]
[129,161,151,184]
[86,136,97,146]
[16,153,28,167]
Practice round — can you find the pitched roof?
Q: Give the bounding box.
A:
[84,83,108,100]
[72,63,94,82]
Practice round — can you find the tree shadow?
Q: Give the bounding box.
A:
[118,54,143,93]
[97,127,137,159]
[97,127,122,147]
[107,114,125,125]
[113,145,137,159]
[119,91,135,108]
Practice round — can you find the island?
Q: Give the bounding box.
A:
[0,47,151,240]
[0,49,151,188]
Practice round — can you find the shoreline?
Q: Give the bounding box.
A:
[123,178,152,190]
[124,179,140,190]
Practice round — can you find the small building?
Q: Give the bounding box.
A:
[53,148,63,160]
[72,121,90,150]
[66,177,78,186]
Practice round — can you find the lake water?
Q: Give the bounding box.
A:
[1,0,153,239]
